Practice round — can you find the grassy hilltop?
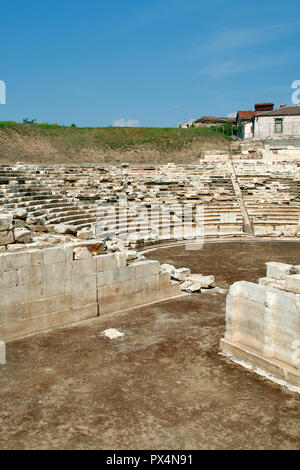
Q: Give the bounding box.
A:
[0,122,231,165]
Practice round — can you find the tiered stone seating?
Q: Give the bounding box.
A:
[0,160,299,246]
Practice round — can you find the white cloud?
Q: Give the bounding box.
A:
[227,112,237,118]
[173,104,180,109]
[113,118,139,127]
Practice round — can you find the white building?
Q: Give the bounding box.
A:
[253,106,300,139]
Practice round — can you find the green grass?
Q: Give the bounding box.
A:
[0,122,231,153]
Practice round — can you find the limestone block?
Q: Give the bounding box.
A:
[132,260,160,279]
[72,258,96,276]
[54,224,77,235]
[96,253,116,272]
[0,214,13,231]
[44,247,66,265]
[229,281,266,304]
[266,262,293,280]
[258,277,285,290]
[14,228,32,244]
[160,263,175,275]
[187,274,215,288]
[285,274,300,294]
[41,278,65,298]
[225,294,265,350]
[96,269,114,287]
[0,284,42,307]
[43,262,72,281]
[123,250,137,261]
[253,225,276,237]
[0,230,14,246]
[172,268,191,281]
[17,265,43,286]
[0,250,43,272]
[112,265,136,283]
[181,280,201,292]
[115,252,126,268]
[0,270,18,288]
[73,246,92,260]
[77,228,93,240]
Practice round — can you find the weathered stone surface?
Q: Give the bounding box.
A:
[180,280,201,292]
[266,262,293,280]
[54,224,77,235]
[73,246,93,260]
[285,274,300,294]
[77,228,93,240]
[187,274,215,288]
[74,240,105,255]
[160,264,175,275]
[0,215,13,232]
[14,228,32,244]
[172,267,191,281]
[0,230,14,246]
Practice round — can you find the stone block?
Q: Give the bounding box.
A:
[44,247,66,265]
[13,228,32,244]
[266,262,293,280]
[72,258,96,276]
[41,278,65,298]
[0,230,14,246]
[96,253,116,272]
[229,280,266,304]
[17,265,43,286]
[73,246,92,260]
[0,214,13,231]
[172,267,191,281]
[0,270,18,288]
[133,260,160,278]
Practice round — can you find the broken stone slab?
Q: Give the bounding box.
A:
[265,262,293,280]
[54,224,77,235]
[160,263,176,275]
[102,328,124,339]
[187,274,215,288]
[14,228,32,244]
[180,280,201,293]
[172,267,191,281]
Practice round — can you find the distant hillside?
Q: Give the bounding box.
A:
[0,123,230,165]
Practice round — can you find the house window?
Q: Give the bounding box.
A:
[274,118,283,133]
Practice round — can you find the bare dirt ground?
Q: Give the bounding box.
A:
[0,241,300,450]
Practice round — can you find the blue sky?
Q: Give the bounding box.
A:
[1,0,300,127]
